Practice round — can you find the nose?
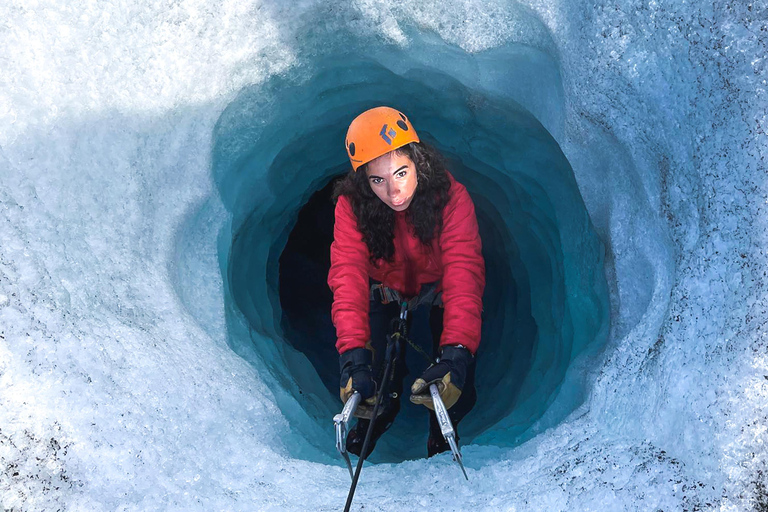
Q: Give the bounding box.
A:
[388,178,400,198]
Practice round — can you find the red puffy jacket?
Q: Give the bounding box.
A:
[328,172,485,355]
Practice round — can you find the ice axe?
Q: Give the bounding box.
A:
[429,383,468,480]
[333,391,361,479]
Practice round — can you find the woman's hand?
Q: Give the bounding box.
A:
[410,345,473,410]
[339,347,377,403]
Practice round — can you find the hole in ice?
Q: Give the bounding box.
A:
[213,56,609,463]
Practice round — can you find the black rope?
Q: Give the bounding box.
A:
[343,303,406,512]
[394,331,434,365]
[341,300,438,511]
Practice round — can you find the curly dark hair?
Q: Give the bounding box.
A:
[333,142,452,263]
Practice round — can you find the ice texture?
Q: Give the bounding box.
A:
[1,0,766,511]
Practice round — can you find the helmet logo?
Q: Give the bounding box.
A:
[379,124,397,145]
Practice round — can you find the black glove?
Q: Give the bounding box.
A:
[410,345,473,410]
[339,347,377,405]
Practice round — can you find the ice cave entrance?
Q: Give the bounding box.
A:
[212,55,610,463]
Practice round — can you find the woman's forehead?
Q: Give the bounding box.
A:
[366,151,413,176]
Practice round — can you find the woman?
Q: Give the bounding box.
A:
[328,106,485,458]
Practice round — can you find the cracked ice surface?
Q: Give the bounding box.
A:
[1,0,766,510]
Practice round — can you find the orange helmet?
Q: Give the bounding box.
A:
[345,106,420,171]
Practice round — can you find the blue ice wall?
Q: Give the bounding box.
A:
[210,28,609,461]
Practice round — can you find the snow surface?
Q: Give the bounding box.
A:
[1,0,767,510]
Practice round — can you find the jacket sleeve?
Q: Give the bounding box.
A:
[328,195,371,354]
[439,181,485,354]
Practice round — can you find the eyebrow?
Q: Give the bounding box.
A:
[368,165,408,180]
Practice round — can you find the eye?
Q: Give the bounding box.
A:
[396,169,407,178]
[370,177,383,185]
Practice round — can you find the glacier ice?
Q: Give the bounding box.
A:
[1,0,766,510]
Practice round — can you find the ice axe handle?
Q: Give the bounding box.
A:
[429,384,454,438]
[429,384,468,480]
[340,392,361,424]
[334,392,361,479]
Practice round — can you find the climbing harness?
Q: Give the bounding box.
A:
[369,281,442,366]
[370,281,443,311]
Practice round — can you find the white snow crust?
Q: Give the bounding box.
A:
[1,0,766,510]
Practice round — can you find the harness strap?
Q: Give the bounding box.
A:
[370,282,443,310]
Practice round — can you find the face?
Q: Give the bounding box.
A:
[365,151,418,211]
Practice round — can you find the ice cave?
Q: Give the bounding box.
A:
[1,1,766,510]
